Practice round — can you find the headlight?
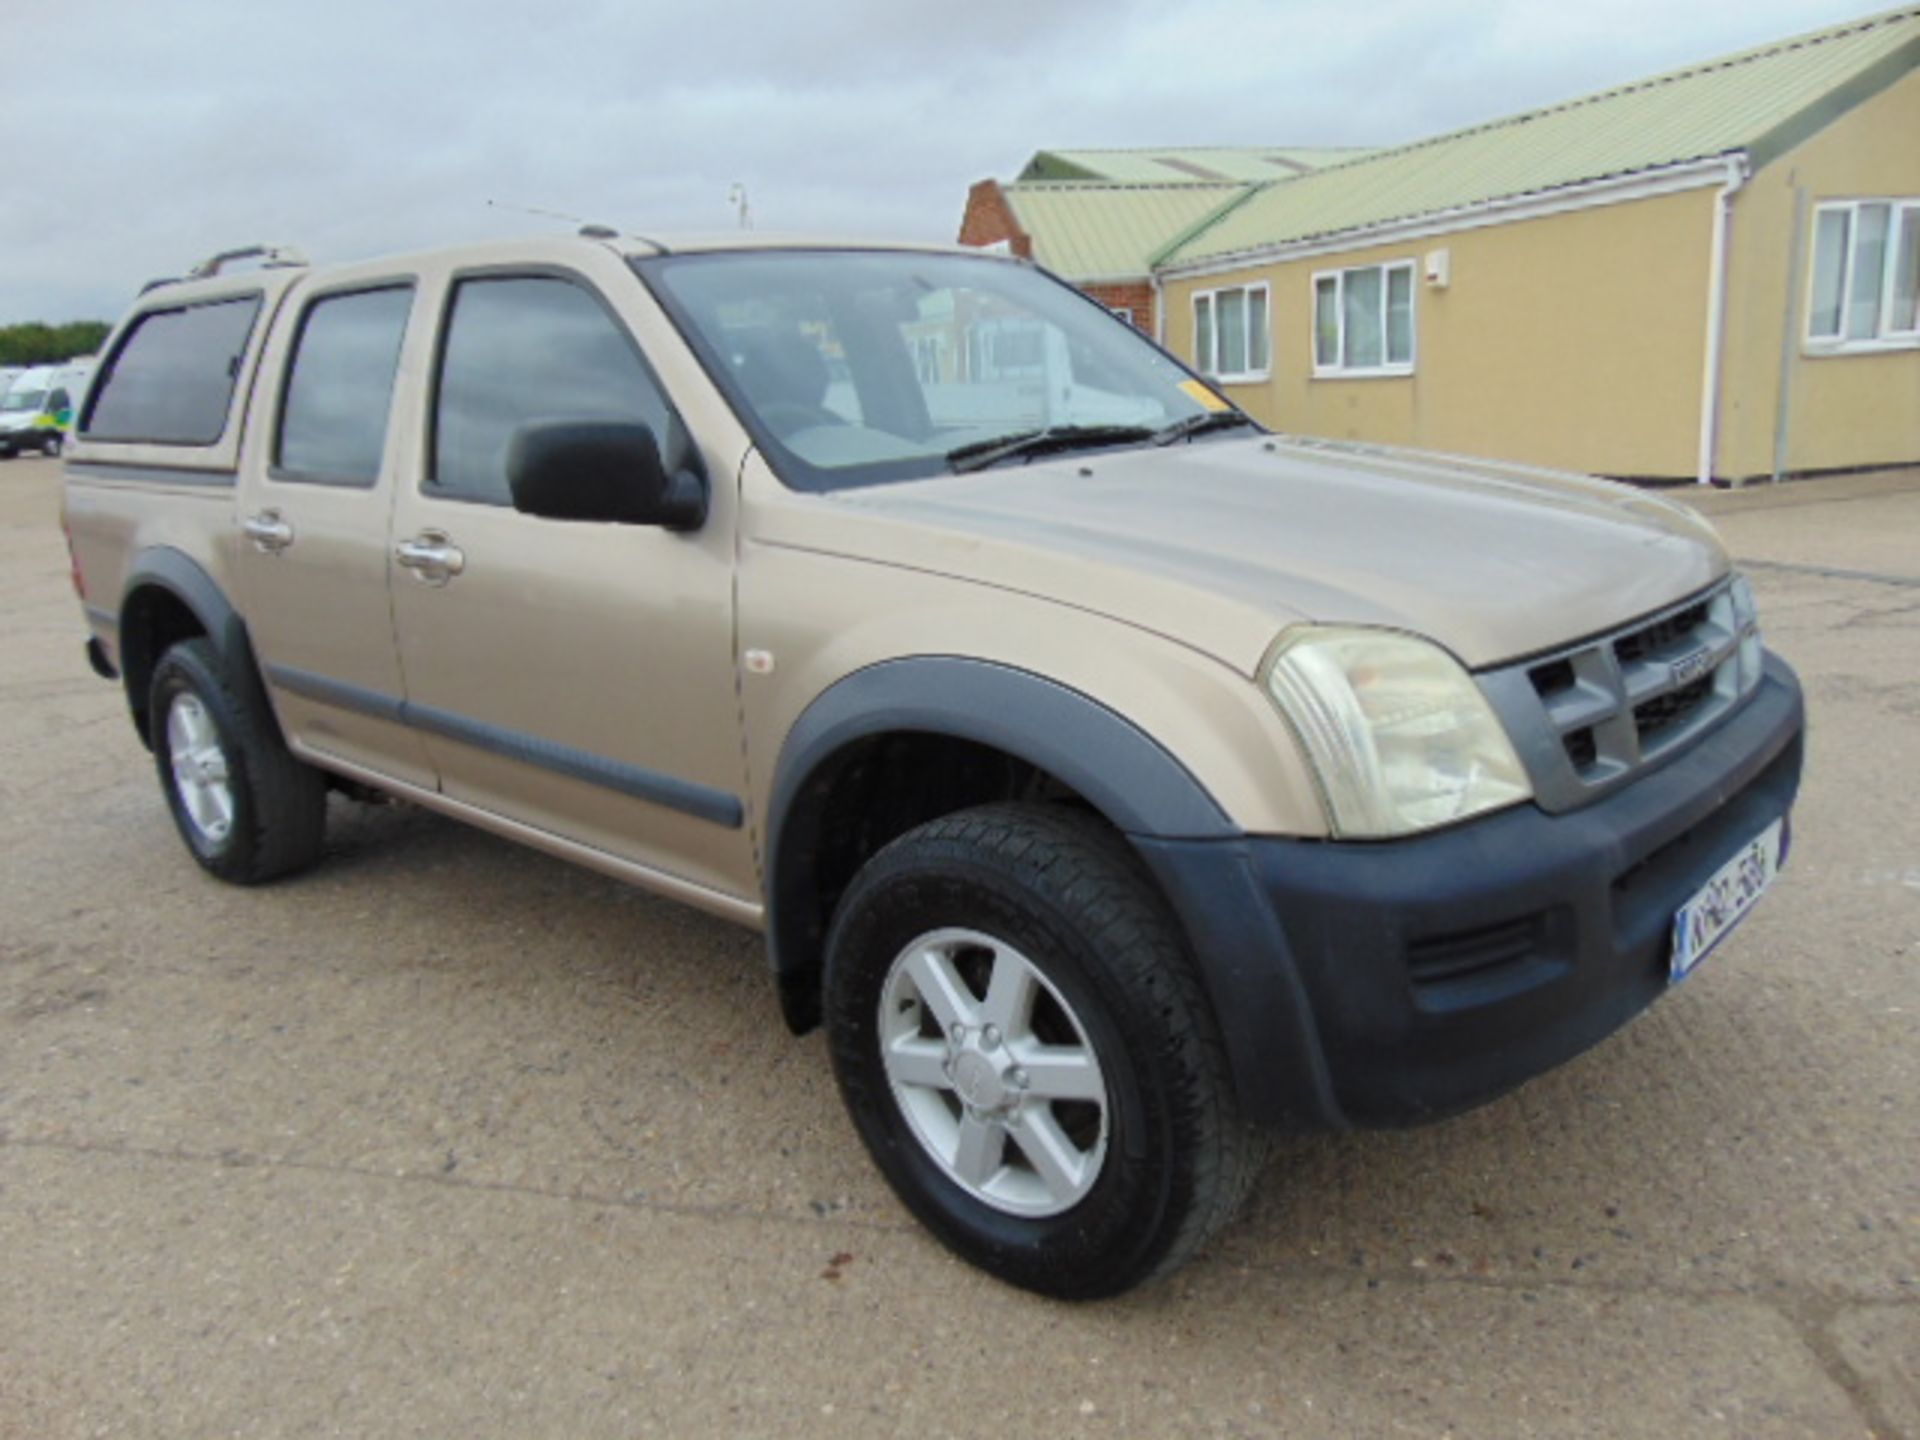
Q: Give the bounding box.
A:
[1263,626,1532,838]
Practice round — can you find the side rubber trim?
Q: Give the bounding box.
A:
[265,663,744,830]
[65,459,238,487]
[265,665,405,724]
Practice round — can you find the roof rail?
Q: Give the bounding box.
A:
[186,244,310,279]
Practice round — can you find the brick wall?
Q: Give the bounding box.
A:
[959,182,1158,335]
[957,180,1033,258]
[1083,281,1156,334]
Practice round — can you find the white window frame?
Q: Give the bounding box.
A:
[1311,260,1417,378]
[1805,197,1920,354]
[1191,283,1270,382]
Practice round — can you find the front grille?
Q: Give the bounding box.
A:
[1477,577,1765,814]
[1530,657,1577,699]
[1613,600,1711,665]
[1634,674,1714,743]
[1563,726,1599,769]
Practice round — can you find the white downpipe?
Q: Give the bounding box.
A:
[1697,155,1750,485]
[1150,272,1165,345]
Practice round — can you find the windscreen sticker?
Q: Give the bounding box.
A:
[1178,379,1231,413]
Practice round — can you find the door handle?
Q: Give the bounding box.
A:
[242,510,294,553]
[394,531,466,583]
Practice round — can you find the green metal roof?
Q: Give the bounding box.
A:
[1003,182,1251,281]
[1160,6,1920,269]
[1019,147,1373,184]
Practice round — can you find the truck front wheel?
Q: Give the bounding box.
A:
[149,639,326,883]
[823,802,1268,1298]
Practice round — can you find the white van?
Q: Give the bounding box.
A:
[0,360,93,458]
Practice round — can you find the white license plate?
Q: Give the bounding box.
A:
[1670,817,1786,980]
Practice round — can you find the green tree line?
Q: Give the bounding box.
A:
[0,322,111,366]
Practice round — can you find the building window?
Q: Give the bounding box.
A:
[912,333,947,384]
[1807,199,1920,349]
[1192,284,1269,380]
[1313,261,1415,376]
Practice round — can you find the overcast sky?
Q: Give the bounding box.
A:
[4,0,1886,325]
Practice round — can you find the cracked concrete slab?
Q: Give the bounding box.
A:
[0,1145,1874,1439]
[1832,1306,1920,1438]
[1690,466,1920,581]
[3,456,1916,1437]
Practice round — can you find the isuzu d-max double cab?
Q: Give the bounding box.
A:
[63,234,1803,1297]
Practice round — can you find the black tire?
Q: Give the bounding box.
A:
[823,802,1268,1299]
[149,638,326,884]
[42,433,63,458]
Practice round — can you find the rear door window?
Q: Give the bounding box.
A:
[82,295,263,445]
[275,286,414,485]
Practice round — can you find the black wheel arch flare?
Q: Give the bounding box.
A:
[116,546,276,749]
[763,656,1345,1129]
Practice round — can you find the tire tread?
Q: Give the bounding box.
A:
[151,638,326,884]
[830,801,1270,1295]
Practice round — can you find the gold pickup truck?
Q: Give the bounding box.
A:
[62,234,1804,1297]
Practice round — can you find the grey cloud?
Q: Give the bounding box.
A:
[7,0,1881,324]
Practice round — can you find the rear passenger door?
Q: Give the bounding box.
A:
[385,254,754,903]
[235,272,434,788]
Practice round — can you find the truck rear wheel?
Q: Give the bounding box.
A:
[823,802,1268,1298]
[149,639,326,883]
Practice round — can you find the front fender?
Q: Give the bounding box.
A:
[771,656,1235,845]
[763,652,1229,1007]
[763,654,1341,1128]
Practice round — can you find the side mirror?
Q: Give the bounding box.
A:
[506,420,707,530]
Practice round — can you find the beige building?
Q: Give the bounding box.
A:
[958,147,1369,329]
[973,10,1920,484]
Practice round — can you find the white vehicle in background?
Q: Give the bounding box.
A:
[0,359,93,459]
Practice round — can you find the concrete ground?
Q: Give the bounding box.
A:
[2,454,1914,1439]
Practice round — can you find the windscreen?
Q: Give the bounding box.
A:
[642,250,1221,490]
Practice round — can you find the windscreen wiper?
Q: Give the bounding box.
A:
[945,424,1157,474]
[1152,410,1260,445]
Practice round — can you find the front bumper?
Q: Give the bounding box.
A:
[1135,651,1805,1131]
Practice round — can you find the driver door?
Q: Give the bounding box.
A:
[386,255,755,904]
